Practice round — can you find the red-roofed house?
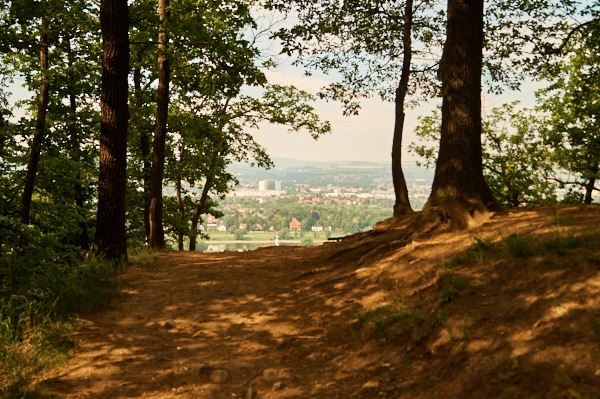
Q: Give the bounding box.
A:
[289,218,301,230]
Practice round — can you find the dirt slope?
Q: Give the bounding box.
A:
[38,205,600,398]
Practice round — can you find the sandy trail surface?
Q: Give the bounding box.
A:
[40,245,375,398]
[39,206,600,398]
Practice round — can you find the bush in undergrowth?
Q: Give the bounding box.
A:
[502,233,535,257]
[438,272,469,303]
[0,225,124,397]
[354,306,423,343]
[301,237,313,246]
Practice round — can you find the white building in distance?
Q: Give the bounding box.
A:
[258,179,284,191]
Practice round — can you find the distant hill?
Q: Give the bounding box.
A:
[228,158,433,184]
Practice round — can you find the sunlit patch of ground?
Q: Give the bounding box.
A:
[37,205,600,398]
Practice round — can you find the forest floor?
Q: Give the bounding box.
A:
[36,205,600,398]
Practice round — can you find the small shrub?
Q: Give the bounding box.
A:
[543,233,591,256]
[438,273,469,303]
[502,233,535,257]
[301,237,313,246]
[354,306,423,342]
[434,309,451,326]
[0,246,122,396]
[128,246,160,268]
[467,237,494,263]
[435,256,467,272]
[234,230,247,241]
[196,241,209,252]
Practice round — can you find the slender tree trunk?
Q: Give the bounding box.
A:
[584,162,598,204]
[0,111,5,157]
[188,153,218,251]
[0,113,4,250]
[67,40,89,250]
[392,0,414,217]
[148,0,170,250]
[188,100,229,251]
[176,172,185,250]
[419,0,501,230]
[133,59,152,240]
[176,143,186,250]
[20,16,50,226]
[94,0,130,261]
[69,94,90,250]
[0,113,5,155]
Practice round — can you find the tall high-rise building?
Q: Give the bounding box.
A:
[275,181,284,191]
[258,180,268,191]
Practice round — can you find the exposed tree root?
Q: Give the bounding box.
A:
[322,212,442,270]
[321,201,504,275]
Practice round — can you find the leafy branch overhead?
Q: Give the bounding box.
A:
[266,0,444,111]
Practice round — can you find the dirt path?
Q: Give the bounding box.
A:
[38,206,600,398]
[40,245,379,399]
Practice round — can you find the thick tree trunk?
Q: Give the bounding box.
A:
[419,0,501,229]
[392,0,414,217]
[148,0,170,250]
[133,61,152,240]
[94,0,130,261]
[188,153,218,252]
[20,16,50,226]
[584,162,598,204]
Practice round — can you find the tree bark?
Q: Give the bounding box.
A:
[94,0,130,261]
[584,162,598,204]
[392,0,414,217]
[148,0,170,250]
[419,0,501,229]
[20,16,50,226]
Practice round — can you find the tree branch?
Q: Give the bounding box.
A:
[545,18,600,55]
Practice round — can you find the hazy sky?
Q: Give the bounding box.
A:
[250,66,436,164]
[250,65,539,165]
[5,21,541,167]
